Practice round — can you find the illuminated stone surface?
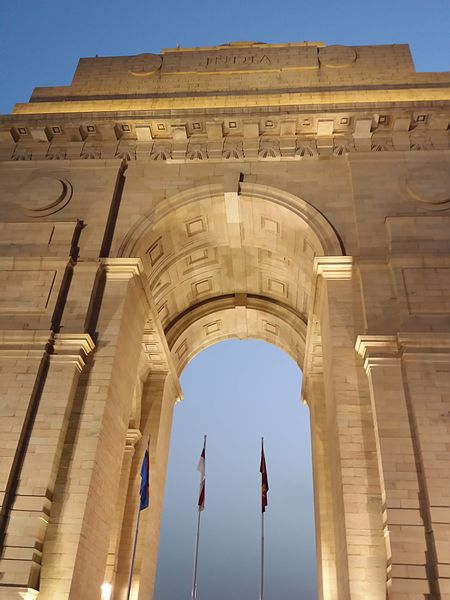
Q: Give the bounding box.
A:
[0,41,449,599]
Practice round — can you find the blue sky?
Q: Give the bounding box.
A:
[1,2,449,598]
[155,340,315,600]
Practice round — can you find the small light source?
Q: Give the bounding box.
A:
[101,583,112,600]
[20,591,39,600]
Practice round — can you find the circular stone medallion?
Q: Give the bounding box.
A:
[404,165,450,209]
[128,53,162,76]
[319,45,357,68]
[20,176,73,217]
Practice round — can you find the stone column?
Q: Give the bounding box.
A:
[39,259,148,600]
[356,335,437,599]
[0,332,93,600]
[315,257,386,600]
[113,371,179,600]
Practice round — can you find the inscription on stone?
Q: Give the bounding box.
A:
[205,54,272,66]
[162,45,320,73]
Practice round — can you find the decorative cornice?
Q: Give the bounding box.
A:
[398,333,450,362]
[314,256,353,280]
[0,330,52,358]
[0,332,94,369]
[53,333,95,355]
[1,134,448,164]
[355,335,399,358]
[355,335,400,373]
[51,333,95,372]
[356,333,450,369]
[1,110,448,162]
[99,258,144,279]
[0,330,52,347]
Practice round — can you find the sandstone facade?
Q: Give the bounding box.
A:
[0,41,449,599]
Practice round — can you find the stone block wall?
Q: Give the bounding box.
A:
[0,41,448,599]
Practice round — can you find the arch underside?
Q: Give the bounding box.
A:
[120,182,343,373]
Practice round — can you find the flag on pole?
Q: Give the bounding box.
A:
[140,448,150,510]
[127,442,150,600]
[192,436,207,600]
[260,441,269,513]
[197,441,206,511]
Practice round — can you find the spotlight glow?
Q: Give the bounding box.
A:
[101,583,112,600]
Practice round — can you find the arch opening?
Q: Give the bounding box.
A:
[154,338,317,600]
[111,183,343,600]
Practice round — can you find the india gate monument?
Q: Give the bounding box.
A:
[0,40,449,600]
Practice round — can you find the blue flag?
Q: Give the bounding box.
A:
[140,449,150,510]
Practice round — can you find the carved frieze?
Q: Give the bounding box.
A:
[1,108,449,163]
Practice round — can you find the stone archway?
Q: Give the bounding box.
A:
[1,40,450,600]
[118,180,343,370]
[101,181,383,600]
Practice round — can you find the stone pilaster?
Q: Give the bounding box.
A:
[356,335,437,599]
[0,332,93,599]
[314,257,387,600]
[39,259,148,600]
[0,332,51,600]
[306,372,338,600]
[400,334,450,599]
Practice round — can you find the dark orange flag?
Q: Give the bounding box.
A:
[260,441,269,513]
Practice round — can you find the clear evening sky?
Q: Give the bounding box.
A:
[1,2,449,598]
[155,340,314,600]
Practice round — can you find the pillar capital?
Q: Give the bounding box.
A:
[126,428,142,447]
[313,256,353,280]
[356,332,450,370]
[99,258,144,280]
[355,335,400,373]
[51,333,95,372]
[125,428,142,453]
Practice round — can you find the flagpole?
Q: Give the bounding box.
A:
[126,508,141,600]
[191,508,202,599]
[260,510,265,600]
[260,436,265,600]
[191,435,207,600]
[126,438,150,600]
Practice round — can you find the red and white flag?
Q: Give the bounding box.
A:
[197,443,206,512]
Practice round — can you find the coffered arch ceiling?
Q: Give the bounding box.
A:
[119,183,343,373]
